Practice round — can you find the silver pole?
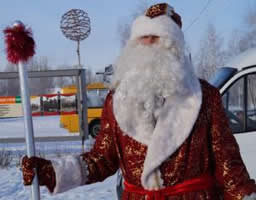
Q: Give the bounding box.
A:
[80,69,89,141]
[76,75,84,152]
[76,69,89,153]
[18,62,40,200]
[77,40,81,68]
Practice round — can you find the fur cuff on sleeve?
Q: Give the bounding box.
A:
[243,193,256,200]
[51,155,89,194]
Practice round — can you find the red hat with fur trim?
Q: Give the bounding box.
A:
[130,3,183,41]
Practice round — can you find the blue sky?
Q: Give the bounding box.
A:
[0,0,254,72]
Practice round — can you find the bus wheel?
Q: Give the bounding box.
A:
[89,121,101,138]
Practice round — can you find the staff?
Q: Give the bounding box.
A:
[3,21,40,200]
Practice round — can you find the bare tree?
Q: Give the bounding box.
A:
[54,64,76,87]
[0,63,19,96]
[0,61,55,96]
[245,8,256,26]
[226,31,243,59]
[238,13,256,52]
[54,76,71,88]
[85,67,94,84]
[117,1,149,47]
[27,56,55,95]
[0,82,4,96]
[117,22,132,48]
[194,23,226,80]
[0,56,55,96]
[83,65,105,84]
[94,73,104,83]
[227,6,256,57]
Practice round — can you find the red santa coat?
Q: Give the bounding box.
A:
[81,80,256,200]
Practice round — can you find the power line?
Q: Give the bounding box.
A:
[184,0,214,32]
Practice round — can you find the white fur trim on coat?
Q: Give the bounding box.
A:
[130,15,184,42]
[141,79,202,189]
[51,155,89,194]
[243,193,256,200]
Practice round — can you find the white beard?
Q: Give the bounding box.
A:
[111,38,199,144]
[111,37,202,190]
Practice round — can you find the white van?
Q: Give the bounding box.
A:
[209,48,256,179]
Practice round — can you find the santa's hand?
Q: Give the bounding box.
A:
[21,155,56,192]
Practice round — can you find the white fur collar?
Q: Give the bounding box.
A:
[141,82,202,189]
[113,78,202,189]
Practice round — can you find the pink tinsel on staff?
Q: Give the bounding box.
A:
[3,22,35,64]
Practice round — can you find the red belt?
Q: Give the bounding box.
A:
[124,173,215,200]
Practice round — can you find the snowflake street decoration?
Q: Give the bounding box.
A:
[60,9,91,41]
[60,9,91,68]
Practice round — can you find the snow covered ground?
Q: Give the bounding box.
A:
[0,166,117,200]
[0,116,77,138]
[0,116,255,200]
[0,116,118,200]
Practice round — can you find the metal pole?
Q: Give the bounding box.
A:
[77,40,81,68]
[76,75,84,152]
[80,69,89,141]
[76,70,88,152]
[18,62,40,200]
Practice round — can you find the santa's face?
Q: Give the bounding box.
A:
[137,35,160,46]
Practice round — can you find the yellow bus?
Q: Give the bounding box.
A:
[60,82,108,137]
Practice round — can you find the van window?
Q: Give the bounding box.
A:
[247,74,256,131]
[222,78,245,133]
[222,73,256,133]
